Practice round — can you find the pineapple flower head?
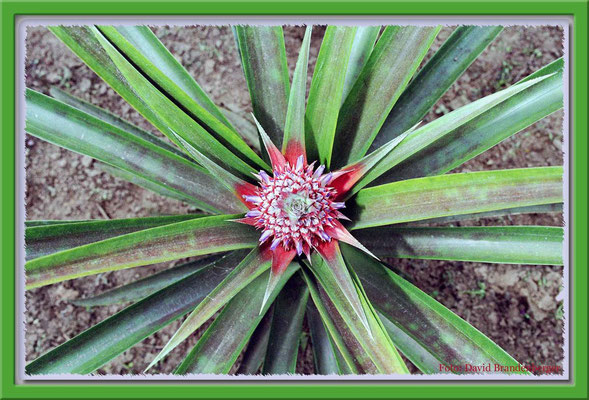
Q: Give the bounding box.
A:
[232,117,380,306]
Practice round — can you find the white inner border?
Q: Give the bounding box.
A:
[16,15,571,384]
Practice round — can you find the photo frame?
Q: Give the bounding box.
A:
[1,1,587,398]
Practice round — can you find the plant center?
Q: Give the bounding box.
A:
[244,157,346,255]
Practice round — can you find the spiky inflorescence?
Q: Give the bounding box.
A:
[243,155,347,257]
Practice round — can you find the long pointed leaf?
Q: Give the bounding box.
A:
[71,255,222,307]
[175,264,299,374]
[147,246,272,371]
[309,243,409,374]
[98,25,268,171]
[49,87,190,161]
[49,26,257,178]
[96,162,200,206]
[401,203,563,226]
[262,273,309,374]
[341,245,529,375]
[306,302,340,375]
[351,167,563,230]
[282,26,312,163]
[354,65,563,191]
[25,214,204,261]
[25,251,248,374]
[25,214,258,289]
[235,306,274,375]
[234,26,290,148]
[301,269,371,374]
[26,89,243,214]
[355,226,563,265]
[331,26,440,168]
[305,26,356,165]
[370,26,503,150]
[341,26,380,102]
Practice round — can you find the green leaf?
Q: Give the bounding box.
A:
[355,66,563,191]
[234,26,290,149]
[26,89,243,214]
[25,214,258,289]
[96,162,200,206]
[71,255,222,307]
[221,107,261,151]
[331,26,441,168]
[49,87,190,161]
[235,307,274,375]
[262,273,309,374]
[25,251,248,374]
[25,214,204,261]
[309,243,409,374]
[305,26,356,165]
[306,302,341,375]
[147,246,272,371]
[282,26,312,156]
[98,26,268,171]
[175,264,300,374]
[400,203,563,226]
[341,245,529,375]
[301,269,371,374]
[354,226,564,265]
[377,312,443,374]
[517,57,564,84]
[49,26,257,178]
[341,26,380,102]
[104,26,232,128]
[351,167,563,230]
[370,26,503,150]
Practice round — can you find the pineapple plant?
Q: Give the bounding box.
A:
[25,24,564,375]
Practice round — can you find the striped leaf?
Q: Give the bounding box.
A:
[25,251,248,374]
[355,226,563,265]
[25,214,258,289]
[331,26,441,168]
[175,264,299,374]
[351,167,563,229]
[342,245,529,375]
[25,214,204,261]
[26,89,243,213]
[234,26,290,149]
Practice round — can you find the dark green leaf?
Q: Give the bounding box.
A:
[342,245,529,375]
[49,87,190,161]
[98,26,267,171]
[25,214,204,261]
[26,214,258,289]
[235,306,274,375]
[309,244,409,374]
[306,302,340,375]
[331,26,440,168]
[341,26,380,102]
[371,26,503,150]
[355,226,564,265]
[262,273,309,374]
[26,89,243,213]
[351,167,563,229]
[49,26,257,178]
[234,26,290,148]
[71,255,222,307]
[355,66,563,190]
[147,246,272,370]
[25,251,248,374]
[175,264,300,374]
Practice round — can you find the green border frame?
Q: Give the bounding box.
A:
[1,1,587,399]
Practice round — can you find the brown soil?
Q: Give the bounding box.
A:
[24,25,564,375]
